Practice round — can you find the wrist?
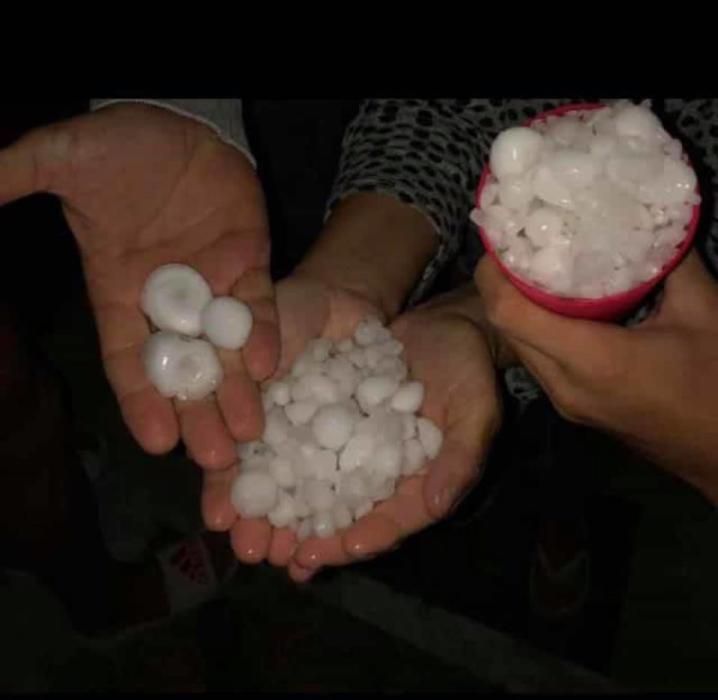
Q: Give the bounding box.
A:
[417,283,518,369]
[296,193,437,320]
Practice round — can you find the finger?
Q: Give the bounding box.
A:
[201,465,238,532]
[175,396,237,470]
[422,439,484,521]
[474,255,631,376]
[0,126,61,204]
[215,348,264,443]
[293,476,429,570]
[229,517,272,564]
[657,250,718,326]
[232,267,279,382]
[267,527,298,567]
[95,301,180,454]
[294,513,398,570]
[288,560,316,583]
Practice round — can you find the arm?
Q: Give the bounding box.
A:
[302,99,502,316]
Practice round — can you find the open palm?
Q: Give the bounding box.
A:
[0,103,278,469]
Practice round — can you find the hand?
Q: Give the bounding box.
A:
[200,192,444,545]
[280,286,502,582]
[474,251,718,503]
[0,103,278,469]
[200,270,382,544]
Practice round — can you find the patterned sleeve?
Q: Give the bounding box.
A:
[664,99,718,275]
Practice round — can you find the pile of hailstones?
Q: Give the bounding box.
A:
[471,100,700,299]
[231,317,443,541]
[138,264,443,542]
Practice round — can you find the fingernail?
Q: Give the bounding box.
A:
[433,480,461,516]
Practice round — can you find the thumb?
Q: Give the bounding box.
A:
[654,250,718,327]
[0,125,67,205]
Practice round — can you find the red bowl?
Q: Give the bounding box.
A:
[474,102,701,321]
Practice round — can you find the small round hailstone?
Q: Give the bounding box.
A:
[372,443,402,479]
[402,413,417,440]
[529,244,573,294]
[333,503,353,530]
[304,374,340,404]
[348,348,367,368]
[337,469,370,508]
[269,456,295,489]
[231,471,278,518]
[141,263,212,337]
[390,381,425,413]
[297,518,313,541]
[375,356,408,383]
[326,357,358,399]
[291,353,323,379]
[263,408,290,446]
[237,440,266,460]
[290,375,314,402]
[308,337,332,362]
[312,404,354,451]
[285,400,320,426]
[337,338,355,354]
[402,438,426,475]
[355,376,400,413]
[297,442,322,479]
[417,417,443,460]
[201,296,253,350]
[266,381,291,406]
[314,449,339,481]
[356,408,404,446]
[374,327,393,343]
[302,478,335,512]
[294,494,311,519]
[490,127,544,179]
[354,317,383,346]
[143,332,223,401]
[312,511,336,539]
[364,345,384,370]
[241,455,271,472]
[524,207,565,248]
[268,491,296,528]
[339,434,376,472]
